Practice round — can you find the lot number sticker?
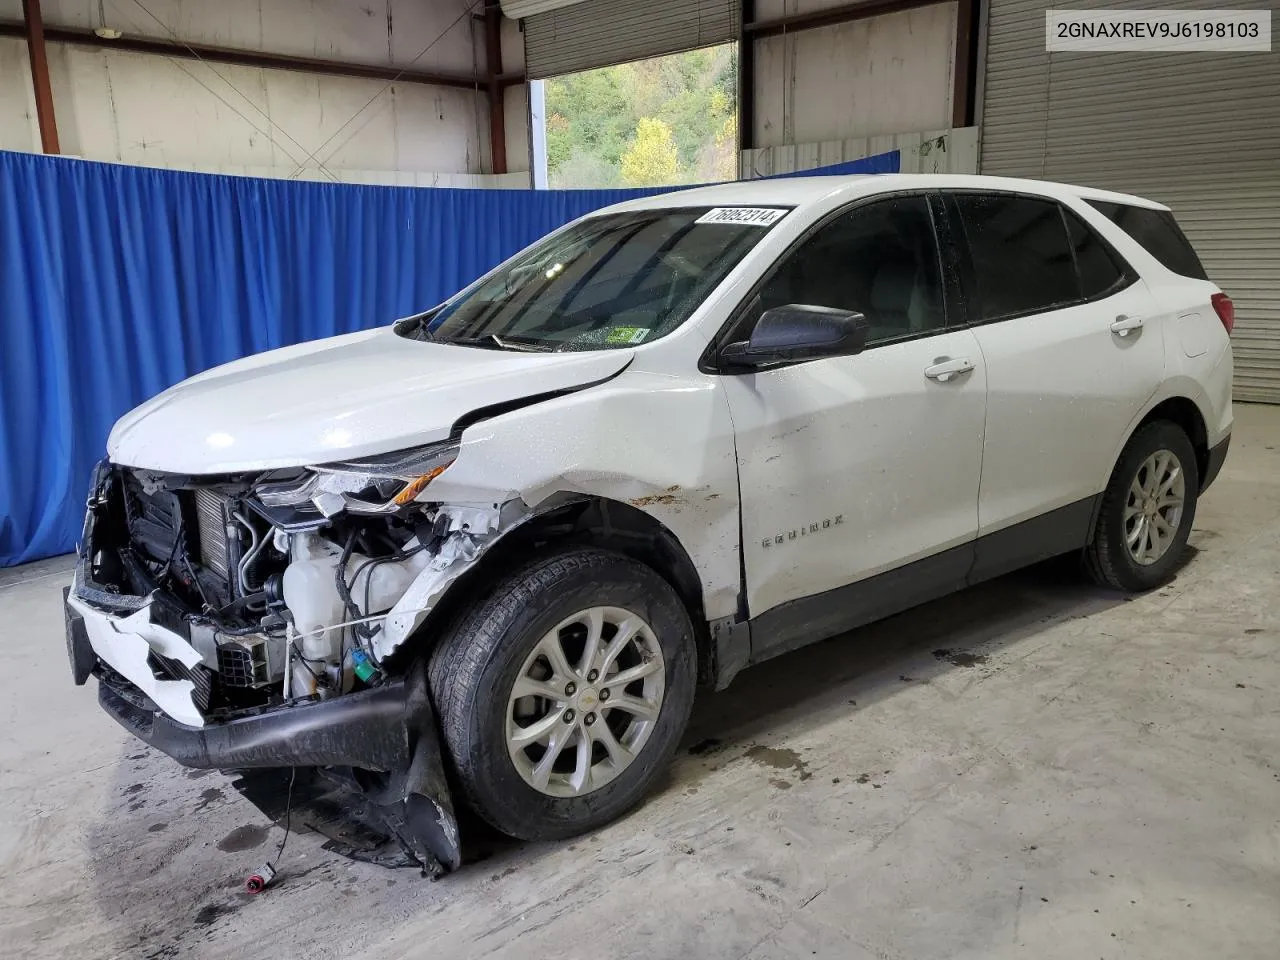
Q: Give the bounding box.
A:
[695,207,788,227]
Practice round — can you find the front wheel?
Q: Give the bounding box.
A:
[1085,420,1200,591]
[427,548,697,841]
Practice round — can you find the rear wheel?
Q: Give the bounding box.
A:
[1085,420,1199,591]
[428,548,697,841]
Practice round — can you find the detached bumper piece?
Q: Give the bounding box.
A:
[96,662,461,876]
[64,587,97,686]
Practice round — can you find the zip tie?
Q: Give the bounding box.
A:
[287,609,414,642]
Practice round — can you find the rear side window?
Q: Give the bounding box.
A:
[1087,200,1208,280]
[952,194,1079,321]
[1064,208,1135,299]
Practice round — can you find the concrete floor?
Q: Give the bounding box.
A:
[3,405,1279,960]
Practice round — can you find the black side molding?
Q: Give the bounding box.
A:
[749,543,972,664]
[740,496,1102,672]
[968,496,1099,585]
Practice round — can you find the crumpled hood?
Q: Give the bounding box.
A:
[108,327,632,474]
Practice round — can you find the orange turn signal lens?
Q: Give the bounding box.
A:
[392,463,452,506]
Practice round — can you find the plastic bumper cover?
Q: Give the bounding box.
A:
[67,596,462,874]
[1202,433,1230,492]
[96,664,426,772]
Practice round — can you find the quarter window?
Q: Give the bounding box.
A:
[952,194,1079,322]
[754,195,945,345]
[1087,200,1208,280]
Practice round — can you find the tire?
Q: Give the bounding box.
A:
[427,547,697,841]
[1085,419,1200,592]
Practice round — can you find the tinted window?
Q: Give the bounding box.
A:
[953,194,1079,321]
[755,195,944,344]
[1087,200,1208,280]
[1064,208,1133,299]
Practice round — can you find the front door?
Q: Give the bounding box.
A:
[718,194,987,657]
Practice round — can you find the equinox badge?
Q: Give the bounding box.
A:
[762,515,844,548]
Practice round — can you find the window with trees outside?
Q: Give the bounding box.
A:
[544,44,739,189]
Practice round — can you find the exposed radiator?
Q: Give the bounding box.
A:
[192,488,231,578]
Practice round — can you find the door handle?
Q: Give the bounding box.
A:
[923,357,975,382]
[1111,314,1145,336]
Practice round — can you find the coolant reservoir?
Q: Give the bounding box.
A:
[283,533,430,671]
[282,534,347,663]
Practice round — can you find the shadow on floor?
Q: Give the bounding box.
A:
[458,551,1159,867]
[78,548,1197,955]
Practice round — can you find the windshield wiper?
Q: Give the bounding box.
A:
[441,333,556,353]
[393,312,436,341]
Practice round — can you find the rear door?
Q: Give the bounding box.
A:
[944,191,1165,576]
[1087,199,1233,446]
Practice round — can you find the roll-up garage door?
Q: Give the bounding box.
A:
[521,0,740,79]
[980,0,1280,402]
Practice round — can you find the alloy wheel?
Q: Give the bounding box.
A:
[1124,449,1186,566]
[505,606,666,798]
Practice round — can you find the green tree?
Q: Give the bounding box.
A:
[620,118,680,186]
[550,149,621,189]
[544,43,738,188]
[545,112,573,173]
[655,47,736,170]
[697,113,737,182]
[545,65,633,175]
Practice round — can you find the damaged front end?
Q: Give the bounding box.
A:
[66,446,514,876]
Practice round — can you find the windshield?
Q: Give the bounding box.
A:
[406,207,788,352]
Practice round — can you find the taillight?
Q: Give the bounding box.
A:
[1211,292,1234,334]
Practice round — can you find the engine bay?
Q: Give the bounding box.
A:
[79,457,492,720]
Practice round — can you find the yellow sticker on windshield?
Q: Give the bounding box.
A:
[606,326,651,345]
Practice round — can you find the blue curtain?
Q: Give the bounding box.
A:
[0,148,899,566]
[765,156,901,178]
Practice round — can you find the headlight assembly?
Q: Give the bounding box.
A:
[255,441,459,517]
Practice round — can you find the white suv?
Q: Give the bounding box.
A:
[64,174,1233,875]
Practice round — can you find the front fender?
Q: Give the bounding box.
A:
[420,369,743,621]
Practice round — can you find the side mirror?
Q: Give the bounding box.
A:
[721,304,870,369]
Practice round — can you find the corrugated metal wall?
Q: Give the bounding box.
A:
[980,0,1280,402]
[751,4,958,149]
[523,0,740,78]
[0,0,499,180]
[741,126,979,178]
